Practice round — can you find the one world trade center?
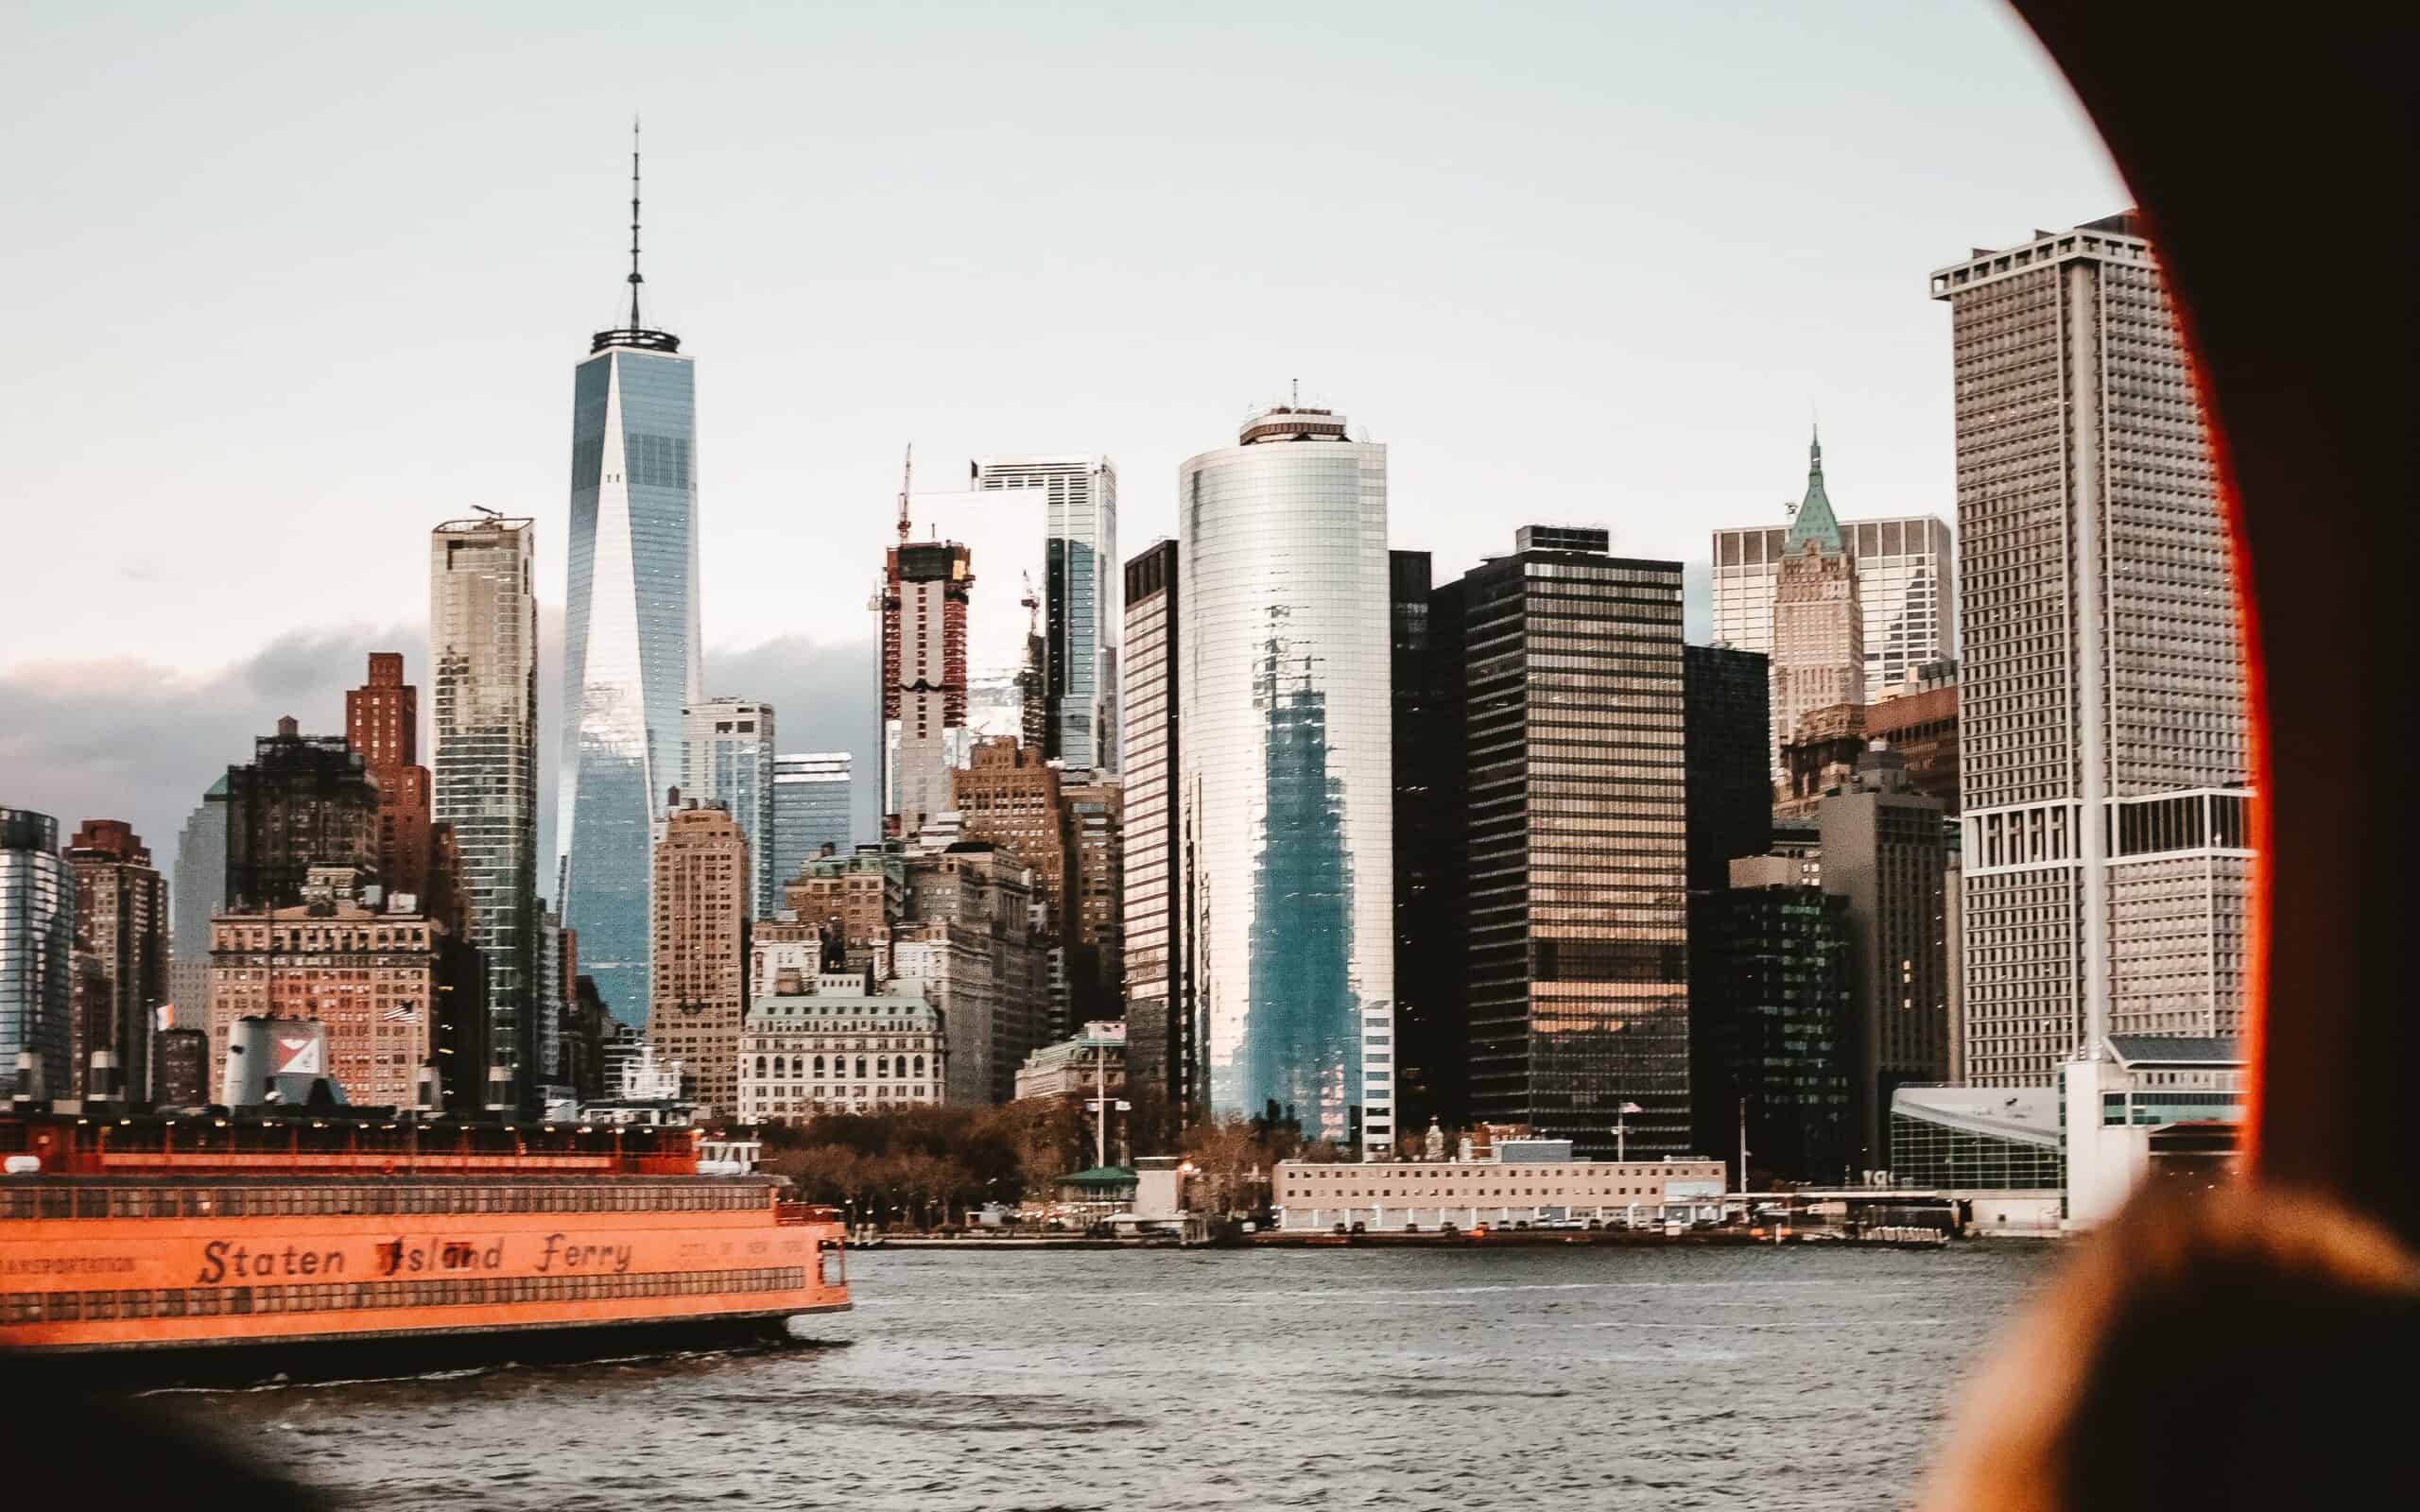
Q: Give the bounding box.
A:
[558,127,700,1024]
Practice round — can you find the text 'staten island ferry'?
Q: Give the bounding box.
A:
[0,1111,848,1369]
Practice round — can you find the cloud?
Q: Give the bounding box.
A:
[1,624,879,896]
[1,625,416,862]
[696,635,881,844]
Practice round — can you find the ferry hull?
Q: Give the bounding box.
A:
[1,1194,849,1357]
[0,1113,849,1366]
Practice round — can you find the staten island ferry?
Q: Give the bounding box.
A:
[0,1110,848,1368]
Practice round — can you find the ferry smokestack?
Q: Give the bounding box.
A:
[416,1061,441,1114]
[87,1048,121,1107]
[10,1051,41,1106]
[486,1061,511,1114]
[220,1022,257,1108]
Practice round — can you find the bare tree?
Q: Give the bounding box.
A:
[1183,1113,1274,1216]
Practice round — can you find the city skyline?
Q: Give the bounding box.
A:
[0,9,2216,1148]
[0,0,2394,1498]
[3,9,2123,840]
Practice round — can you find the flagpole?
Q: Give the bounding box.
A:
[1737,1096,1748,1197]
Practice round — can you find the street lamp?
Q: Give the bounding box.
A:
[1612,1101,1644,1162]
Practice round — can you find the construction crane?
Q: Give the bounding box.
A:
[896,442,914,544]
[1020,569,1039,638]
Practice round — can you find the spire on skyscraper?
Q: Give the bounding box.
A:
[628,114,644,331]
[1785,423,1844,554]
[591,116,679,354]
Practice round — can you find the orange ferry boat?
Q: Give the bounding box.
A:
[0,1112,848,1362]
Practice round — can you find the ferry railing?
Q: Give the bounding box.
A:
[9,1114,702,1177]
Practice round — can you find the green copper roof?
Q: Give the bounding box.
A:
[1784,426,1843,554]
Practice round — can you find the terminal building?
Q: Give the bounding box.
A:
[1889,1033,2242,1233]
[1271,1134,1726,1232]
[2062,1035,2242,1226]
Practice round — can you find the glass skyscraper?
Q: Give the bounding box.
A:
[1178,404,1393,1154]
[430,514,539,1096]
[1455,528,1693,1159]
[168,778,229,1031]
[972,456,1118,774]
[556,173,700,1025]
[771,753,854,901]
[1,808,75,1101]
[682,698,775,918]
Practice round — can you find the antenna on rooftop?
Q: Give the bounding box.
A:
[627,115,645,330]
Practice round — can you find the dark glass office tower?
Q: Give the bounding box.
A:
[1119,541,1185,1112]
[1390,549,1464,1131]
[1458,526,1690,1158]
[1683,644,1772,893]
[557,134,700,1024]
[1688,882,1854,1185]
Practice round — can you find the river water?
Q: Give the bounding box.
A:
[163,1243,2053,1510]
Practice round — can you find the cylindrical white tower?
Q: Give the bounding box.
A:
[1178,404,1395,1154]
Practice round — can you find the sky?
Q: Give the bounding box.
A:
[0,0,2126,863]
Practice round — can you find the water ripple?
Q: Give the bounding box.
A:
[160,1244,2050,1511]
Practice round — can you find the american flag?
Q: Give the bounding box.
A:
[381,1005,420,1023]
